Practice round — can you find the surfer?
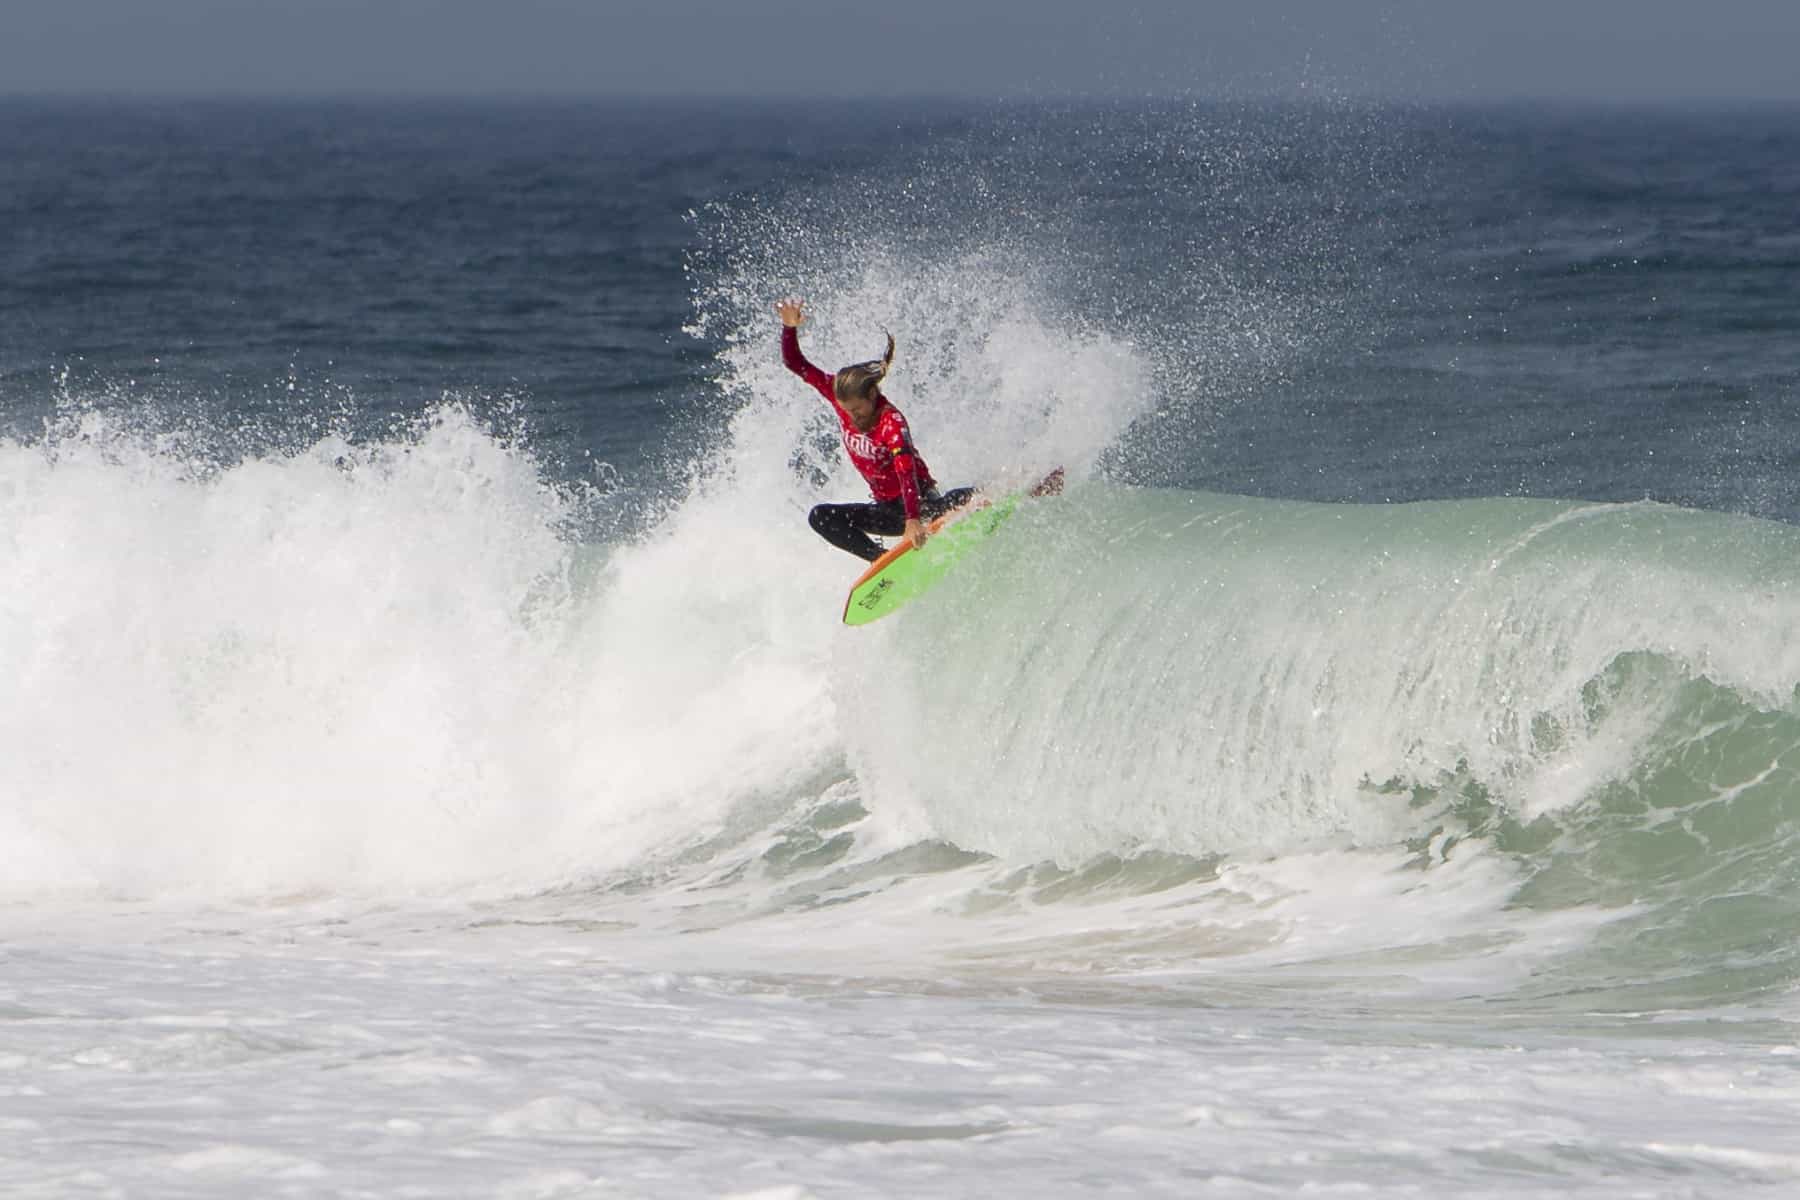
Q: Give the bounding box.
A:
[777,298,975,562]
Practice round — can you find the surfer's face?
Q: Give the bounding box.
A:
[843,388,880,430]
[834,363,886,428]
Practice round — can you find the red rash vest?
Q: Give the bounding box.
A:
[782,325,936,520]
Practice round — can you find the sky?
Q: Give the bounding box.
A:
[4,0,1799,102]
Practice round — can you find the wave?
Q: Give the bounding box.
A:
[5,405,1797,861]
[7,394,1800,1003]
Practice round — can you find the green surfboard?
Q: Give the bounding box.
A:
[841,493,1022,626]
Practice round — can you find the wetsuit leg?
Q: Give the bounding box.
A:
[809,501,907,561]
[809,489,976,561]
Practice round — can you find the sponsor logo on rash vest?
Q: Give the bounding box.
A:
[844,430,882,461]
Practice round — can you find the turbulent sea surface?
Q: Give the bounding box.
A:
[4,97,1800,1197]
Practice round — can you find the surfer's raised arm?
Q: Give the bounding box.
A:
[776,298,834,396]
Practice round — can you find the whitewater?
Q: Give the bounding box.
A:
[5,98,1800,1197]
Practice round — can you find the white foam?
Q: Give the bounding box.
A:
[0,406,838,900]
[8,901,1796,1200]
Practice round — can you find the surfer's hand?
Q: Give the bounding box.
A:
[904,518,928,549]
[775,298,806,328]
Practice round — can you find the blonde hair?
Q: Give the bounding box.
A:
[833,332,896,406]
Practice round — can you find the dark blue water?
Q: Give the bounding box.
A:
[3,97,1798,517]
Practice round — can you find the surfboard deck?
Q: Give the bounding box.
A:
[841,468,1063,626]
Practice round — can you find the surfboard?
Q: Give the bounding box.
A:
[841,469,1063,626]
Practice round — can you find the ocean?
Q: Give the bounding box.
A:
[3,95,1800,1197]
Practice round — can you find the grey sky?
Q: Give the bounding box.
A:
[5,0,1799,101]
